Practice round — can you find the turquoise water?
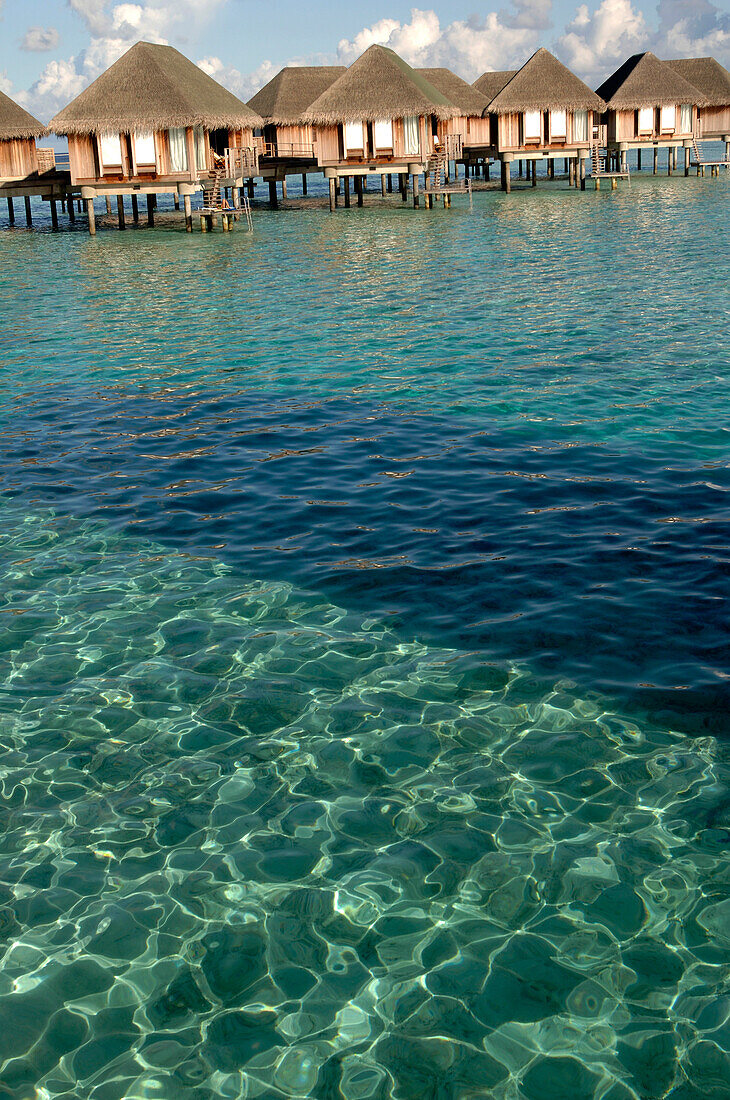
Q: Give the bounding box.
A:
[0,173,729,1098]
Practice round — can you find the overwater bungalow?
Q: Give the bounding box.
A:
[473,71,517,102]
[596,52,707,174]
[0,91,67,226]
[664,57,730,152]
[248,66,345,199]
[49,41,263,233]
[301,44,459,209]
[417,68,491,172]
[483,49,604,190]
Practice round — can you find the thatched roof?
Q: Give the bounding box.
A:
[418,68,490,114]
[248,66,346,124]
[473,70,517,102]
[0,90,46,141]
[50,41,263,136]
[664,57,730,107]
[487,49,605,115]
[302,45,459,123]
[596,52,708,109]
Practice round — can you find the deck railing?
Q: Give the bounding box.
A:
[224,146,259,177]
[259,141,316,160]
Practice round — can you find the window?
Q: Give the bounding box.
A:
[99,132,123,170]
[133,132,156,170]
[168,128,188,173]
[573,109,588,142]
[660,105,676,132]
[680,104,692,133]
[550,109,566,139]
[523,110,541,142]
[638,106,654,134]
[344,121,364,154]
[194,126,207,171]
[373,119,393,150]
[403,116,419,155]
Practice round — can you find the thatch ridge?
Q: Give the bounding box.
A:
[50,41,263,135]
[664,57,730,107]
[473,70,517,103]
[248,66,346,124]
[418,67,490,114]
[0,90,46,140]
[596,52,708,109]
[302,45,459,123]
[487,49,605,115]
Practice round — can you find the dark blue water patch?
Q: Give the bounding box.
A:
[2,383,728,736]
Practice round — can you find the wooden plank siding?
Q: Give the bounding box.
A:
[697,105,730,138]
[0,138,39,180]
[608,106,697,144]
[494,109,596,153]
[313,117,434,168]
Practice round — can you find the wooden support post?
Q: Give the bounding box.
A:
[24,196,32,226]
[268,180,278,208]
[86,198,96,235]
[611,177,618,190]
[531,160,537,187]
[549,159,555,179]
[412,172,420,207]
[116,194,125,230]
[500,160,509,193]
[400,173,407,201]
[174,195,180,210]
[329,177,336,212]
[387,173,393,192]
[301,174,307,195]
[620,150,627,173]
[653,146,658,174]
[232,186,240,209]
[464,163,470,178]
[685,147,690,177]
[7,197,14,225]
[105,195,113,215]
[130,195,139,223]
[381,174,386,196]
[50,200,59,230]
[673,146,678,169]
[344,176,351,207]
[146,195,155,226]
[356,175,363,206]
[281,177,288,199]
[485,161,490,181]
[184,194,192,232]
[568,159,574,186]
[518,159,523,177]
[667,148,672,176]
[200,214,207,231]
[247,179,254,198]
[580,158,586,191]
[67,196,75,223]
[595,177,600,190]
[637,149,642,171]
[564,158,568,173]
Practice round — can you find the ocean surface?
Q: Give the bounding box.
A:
[0,171,728,1100]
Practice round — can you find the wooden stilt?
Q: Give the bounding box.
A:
[611,177,617,189]
[356,176,363,206]
[184,194,192,232]
[381,174,386,196]
[564,158,568,173]
[174,195,180,210]
[116,194,125,229]
[667,148,672,176]
[531,160,537,187]
[344,176,351,207]
[412,172,420,207]
[673,146,678,169]
[248,179,254,198]
[400,173,407,201]
[50,200,58,229]
[105,195,113,215]
[200,214,208,231]
[549,159,555,179]
[268,180,278,209]
[281,177,288,200]
[580,158,586,190]
[329,177,336,212]
[653,146,658,174]
[86,198,96,235]
[501,160,510,193]
[232,186,240,210]
[146,195,155,226]
[7,197,14,225]
[485,162,490,181]
[302,174,307,195]
[131,195,139,223]
[685,147,690,177]
[24,196,32,226]
[518,159,523,177]
[387,173,393,192]
[569,159,575,186]
[574,157,579,188]
[637,149,642,171]
[68,197,75,224]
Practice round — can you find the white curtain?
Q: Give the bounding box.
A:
[680,104,692,133]
[168,128,188,172]
[194,126,207,171]
[660,105,676,132]
[373,119,393,150]
[133,132,156,168]
[99,132,122,169]
[403,116,419,155]
[523,110,541,142]
[344,122,364,153]
[638,106,654,133]
[573,109,588,142]
[550,109,566,138]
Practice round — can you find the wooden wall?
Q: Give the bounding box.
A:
[699,106,730,137]
[0,138,38,179]
[494,109,595,152]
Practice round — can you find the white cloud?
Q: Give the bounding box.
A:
[21,26,61,52]
[655,0,730,63]
[558,0,647,81]
[198,55,278,100]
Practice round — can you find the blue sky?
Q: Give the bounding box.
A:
[1,0,728,121]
